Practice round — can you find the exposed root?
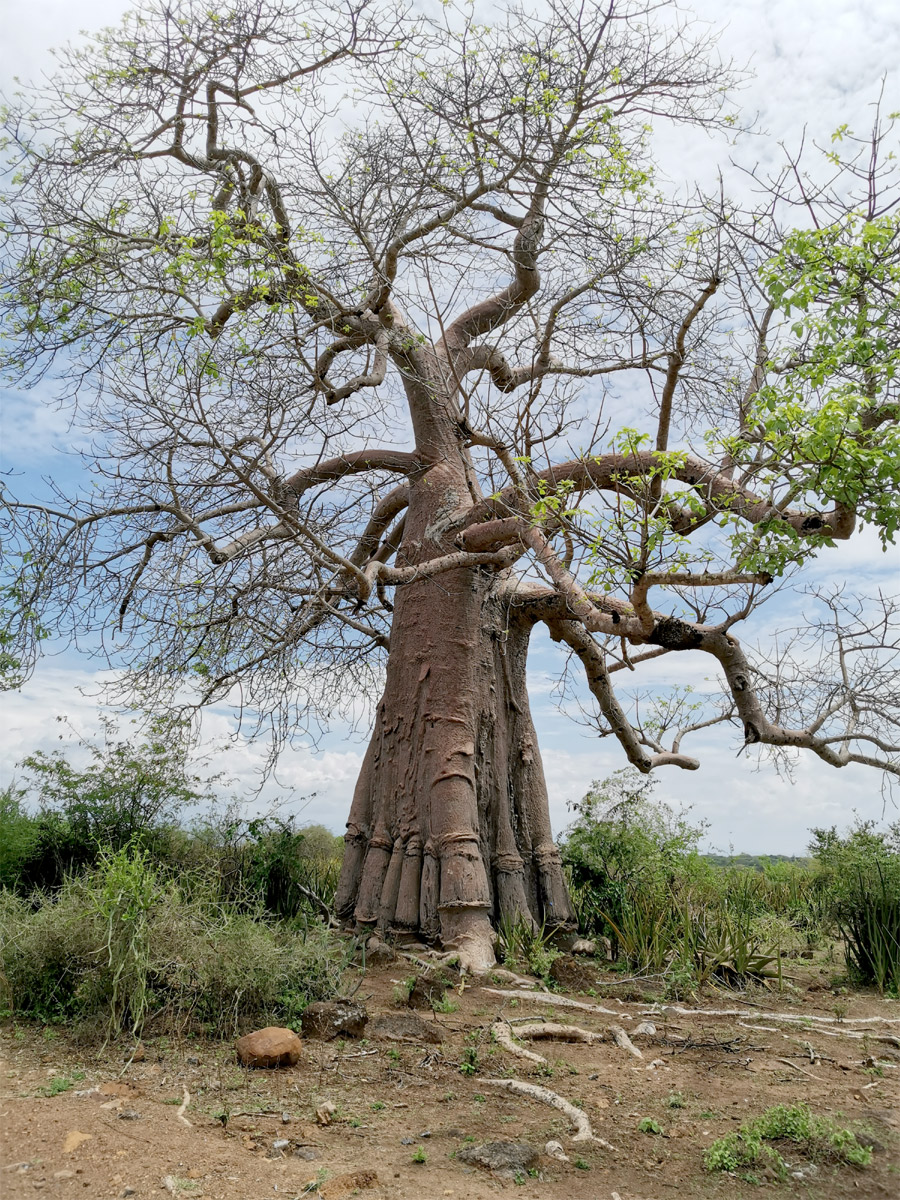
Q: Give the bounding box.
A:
[648,1005,900,1026]
[484,988,619,1016]
[514,1022,603,1045]
[489,968,546,990]
[608,1023,643,1059]
[478,1077,616,1149]
[492,1021,548,1064]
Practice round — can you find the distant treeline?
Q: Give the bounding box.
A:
[702,853,812,870]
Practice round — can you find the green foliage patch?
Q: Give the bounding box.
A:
[704,1103,872,1177]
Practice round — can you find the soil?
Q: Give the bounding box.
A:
[2,958,898,1200]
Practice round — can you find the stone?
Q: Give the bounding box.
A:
[301,999,368,1041]
[235,1026,302,1069]
[364,936,397,966]
[369,1013,443,1044]
[293,1147,319,1161]
[457,1141,540,1179]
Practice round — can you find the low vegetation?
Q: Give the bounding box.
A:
[560,769,899,998]
[1,738,898,1043]
[704,1103,872,1179]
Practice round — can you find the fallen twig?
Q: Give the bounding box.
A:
[478,1077,616,1149]
[775,1057,825,1082]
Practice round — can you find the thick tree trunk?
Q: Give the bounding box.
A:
[335,563,575,969]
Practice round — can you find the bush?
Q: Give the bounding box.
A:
[6,717,221,891]
[560,768,708,956]
[0,785,40,889]
[704,1103,872,1176]
[810,821,900,994]
[0,844,351,1037]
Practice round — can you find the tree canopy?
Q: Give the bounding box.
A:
[2,0,898,784]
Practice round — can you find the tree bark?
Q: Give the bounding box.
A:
[334,550,574,968]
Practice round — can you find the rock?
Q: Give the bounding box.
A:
[293,1147,319,1161]
[122,1190,136,1198]
[272,1139,290,1152]
[301,999,368,1041]
[548,954,598,992]
[633,1021,657,1036]
[364,935,397,966]
[281,1111,291,1124]
[236,1026,302,1069]
[457,1141,540,1179]
[545,1140,569,1162]
[856,1132,885,1153]
[370,1013,443,1044]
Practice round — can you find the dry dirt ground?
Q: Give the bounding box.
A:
[2,957,898,1200]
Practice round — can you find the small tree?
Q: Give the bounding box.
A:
[2,0,899,967]
[12,716,220,886]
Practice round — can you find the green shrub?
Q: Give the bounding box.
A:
[560,768,708,958]
[0,785,40,890]
[810,821,900,994]
[7,717,221,891]
[704,1103,872,1176]
[0,845,350,1036]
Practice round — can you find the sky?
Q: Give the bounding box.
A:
[2,0,899,853]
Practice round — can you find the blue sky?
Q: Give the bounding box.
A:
[2,0,899,852]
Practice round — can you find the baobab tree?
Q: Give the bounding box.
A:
[2,0,899,969]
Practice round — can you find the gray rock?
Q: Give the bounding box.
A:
[370,1013,442,1044]
[457,1141,540,1179]
[272,1139,290,1151]
[301,999,368,1041]
[364,936,397,966]
[293,1147,319,1161]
